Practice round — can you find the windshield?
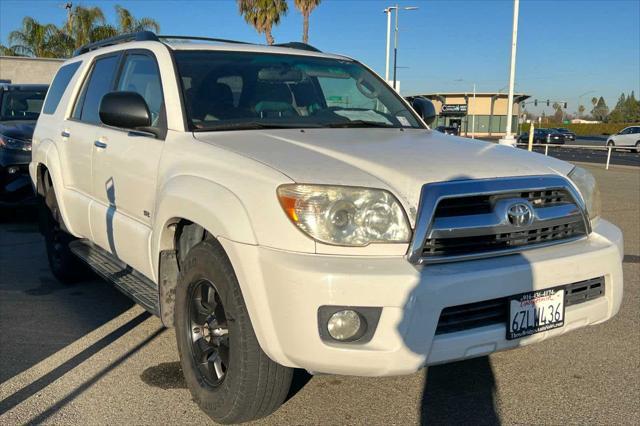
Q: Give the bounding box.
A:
[174,51,423,131]
[0,89,47,121]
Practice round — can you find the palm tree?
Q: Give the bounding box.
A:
[578,104,585,118]
[591,97,598,108]
[0,44,20,56]
[114,5,160,34]
[7,17,58,57]
[237,0,288,45]
[293,0,321,44]
[68,5,107,48]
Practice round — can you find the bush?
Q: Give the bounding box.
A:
[519,122,640,136]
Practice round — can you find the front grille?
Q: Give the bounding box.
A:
[423,220,586,257]
[434,190,572,218]
[435,277,605,335]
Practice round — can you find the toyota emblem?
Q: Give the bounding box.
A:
[507,203,534,227]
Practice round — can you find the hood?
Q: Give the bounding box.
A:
[194,128,574,220]
[0,121,36,142]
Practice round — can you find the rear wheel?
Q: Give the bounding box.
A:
[40,171,87,283]
[175,239,292,424]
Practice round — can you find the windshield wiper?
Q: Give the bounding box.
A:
[326,120,397,128]
[194,122,321,132]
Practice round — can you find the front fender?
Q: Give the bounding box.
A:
[150,174,257,278]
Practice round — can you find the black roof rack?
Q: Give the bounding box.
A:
[274,42,321,52]
[72,31,158,57]
[72,31,322,57]
[158,35,249,45]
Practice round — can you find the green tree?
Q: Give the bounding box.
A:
[7,17,59,57]
[624,91,640,122]
[294,0,321,44]
[114,5,160,34]
[238,0,288,45]
[608,93,627,122]
[0,43,20,56]
[591,96,609,122]
[552,102,563,123]
[68,5,108,48]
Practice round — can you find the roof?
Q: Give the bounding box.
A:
[164,41,349,60]
[71,31,348,61]
[0,83,49,91]
[410,92,530,99]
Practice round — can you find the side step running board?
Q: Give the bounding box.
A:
[69,239,160,316]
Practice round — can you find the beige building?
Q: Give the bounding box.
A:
[0,56,64,85]
[410,92,530,137]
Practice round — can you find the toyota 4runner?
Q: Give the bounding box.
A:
[30,32,624,424]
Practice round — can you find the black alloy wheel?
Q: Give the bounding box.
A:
[188,279,230,386]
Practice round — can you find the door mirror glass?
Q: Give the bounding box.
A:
[99,91,151,130]
[410,97,437,126]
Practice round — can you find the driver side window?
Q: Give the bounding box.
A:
[116,53,164,127]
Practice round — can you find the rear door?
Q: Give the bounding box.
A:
[89,50,166,278]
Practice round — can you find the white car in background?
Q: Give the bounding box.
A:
[606,126,640,152]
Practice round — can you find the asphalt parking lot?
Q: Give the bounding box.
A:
[0,164,638,425]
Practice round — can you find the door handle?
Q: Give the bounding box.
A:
[94,140,108,149]
[61,130,70,138]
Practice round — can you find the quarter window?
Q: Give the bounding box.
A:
[42,61,81,115]
[73,54,119,124]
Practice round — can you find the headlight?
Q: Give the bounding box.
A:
[568,166,601,221]
[277,184,411,246]
[0,134,31,151]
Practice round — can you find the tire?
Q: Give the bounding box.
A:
[40,172,87,283]
[607,140,615,148]
[635,141,640,154]
[175,239,293,424]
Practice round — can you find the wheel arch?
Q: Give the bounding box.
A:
[152,175,258,327]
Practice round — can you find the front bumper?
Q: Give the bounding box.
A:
[221,219,623,377]
[0,149,34,206]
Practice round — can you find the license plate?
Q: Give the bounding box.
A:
[507,288,565,340]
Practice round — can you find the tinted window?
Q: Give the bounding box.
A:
[42,62,80,115]
[116,54,164,126]
[75,55,119,124]
[174,51,422,131]
[0,89,47,120]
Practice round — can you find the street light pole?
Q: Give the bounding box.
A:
[384,8,392,81]
[500,0,520,146]
[384,5,417,91]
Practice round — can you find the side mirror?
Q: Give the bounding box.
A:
[100,91,151,130]
[411,97,437,126]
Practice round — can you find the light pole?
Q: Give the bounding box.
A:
[384,7,392,81]
[384,5,418,90]
[500,0,520,146]
[471,83,476,139]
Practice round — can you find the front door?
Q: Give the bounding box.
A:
[90,51,166,278]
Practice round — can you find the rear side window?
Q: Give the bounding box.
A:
[42,62,81,115]
[73,55,120,124]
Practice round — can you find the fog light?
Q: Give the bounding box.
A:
[327,310,362,341]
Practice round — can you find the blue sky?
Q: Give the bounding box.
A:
[1,0,638,115]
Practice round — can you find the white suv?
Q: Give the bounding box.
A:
[31,32,624,423]
[606,126,640,152]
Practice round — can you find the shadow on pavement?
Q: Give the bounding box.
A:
[0,208,135,385]
[421,357,500,425]
[0,312,152,414]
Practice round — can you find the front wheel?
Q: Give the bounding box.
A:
[174,239,293,424]
[635,141,640,154]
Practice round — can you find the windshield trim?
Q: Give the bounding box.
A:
[171,49,427,132]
